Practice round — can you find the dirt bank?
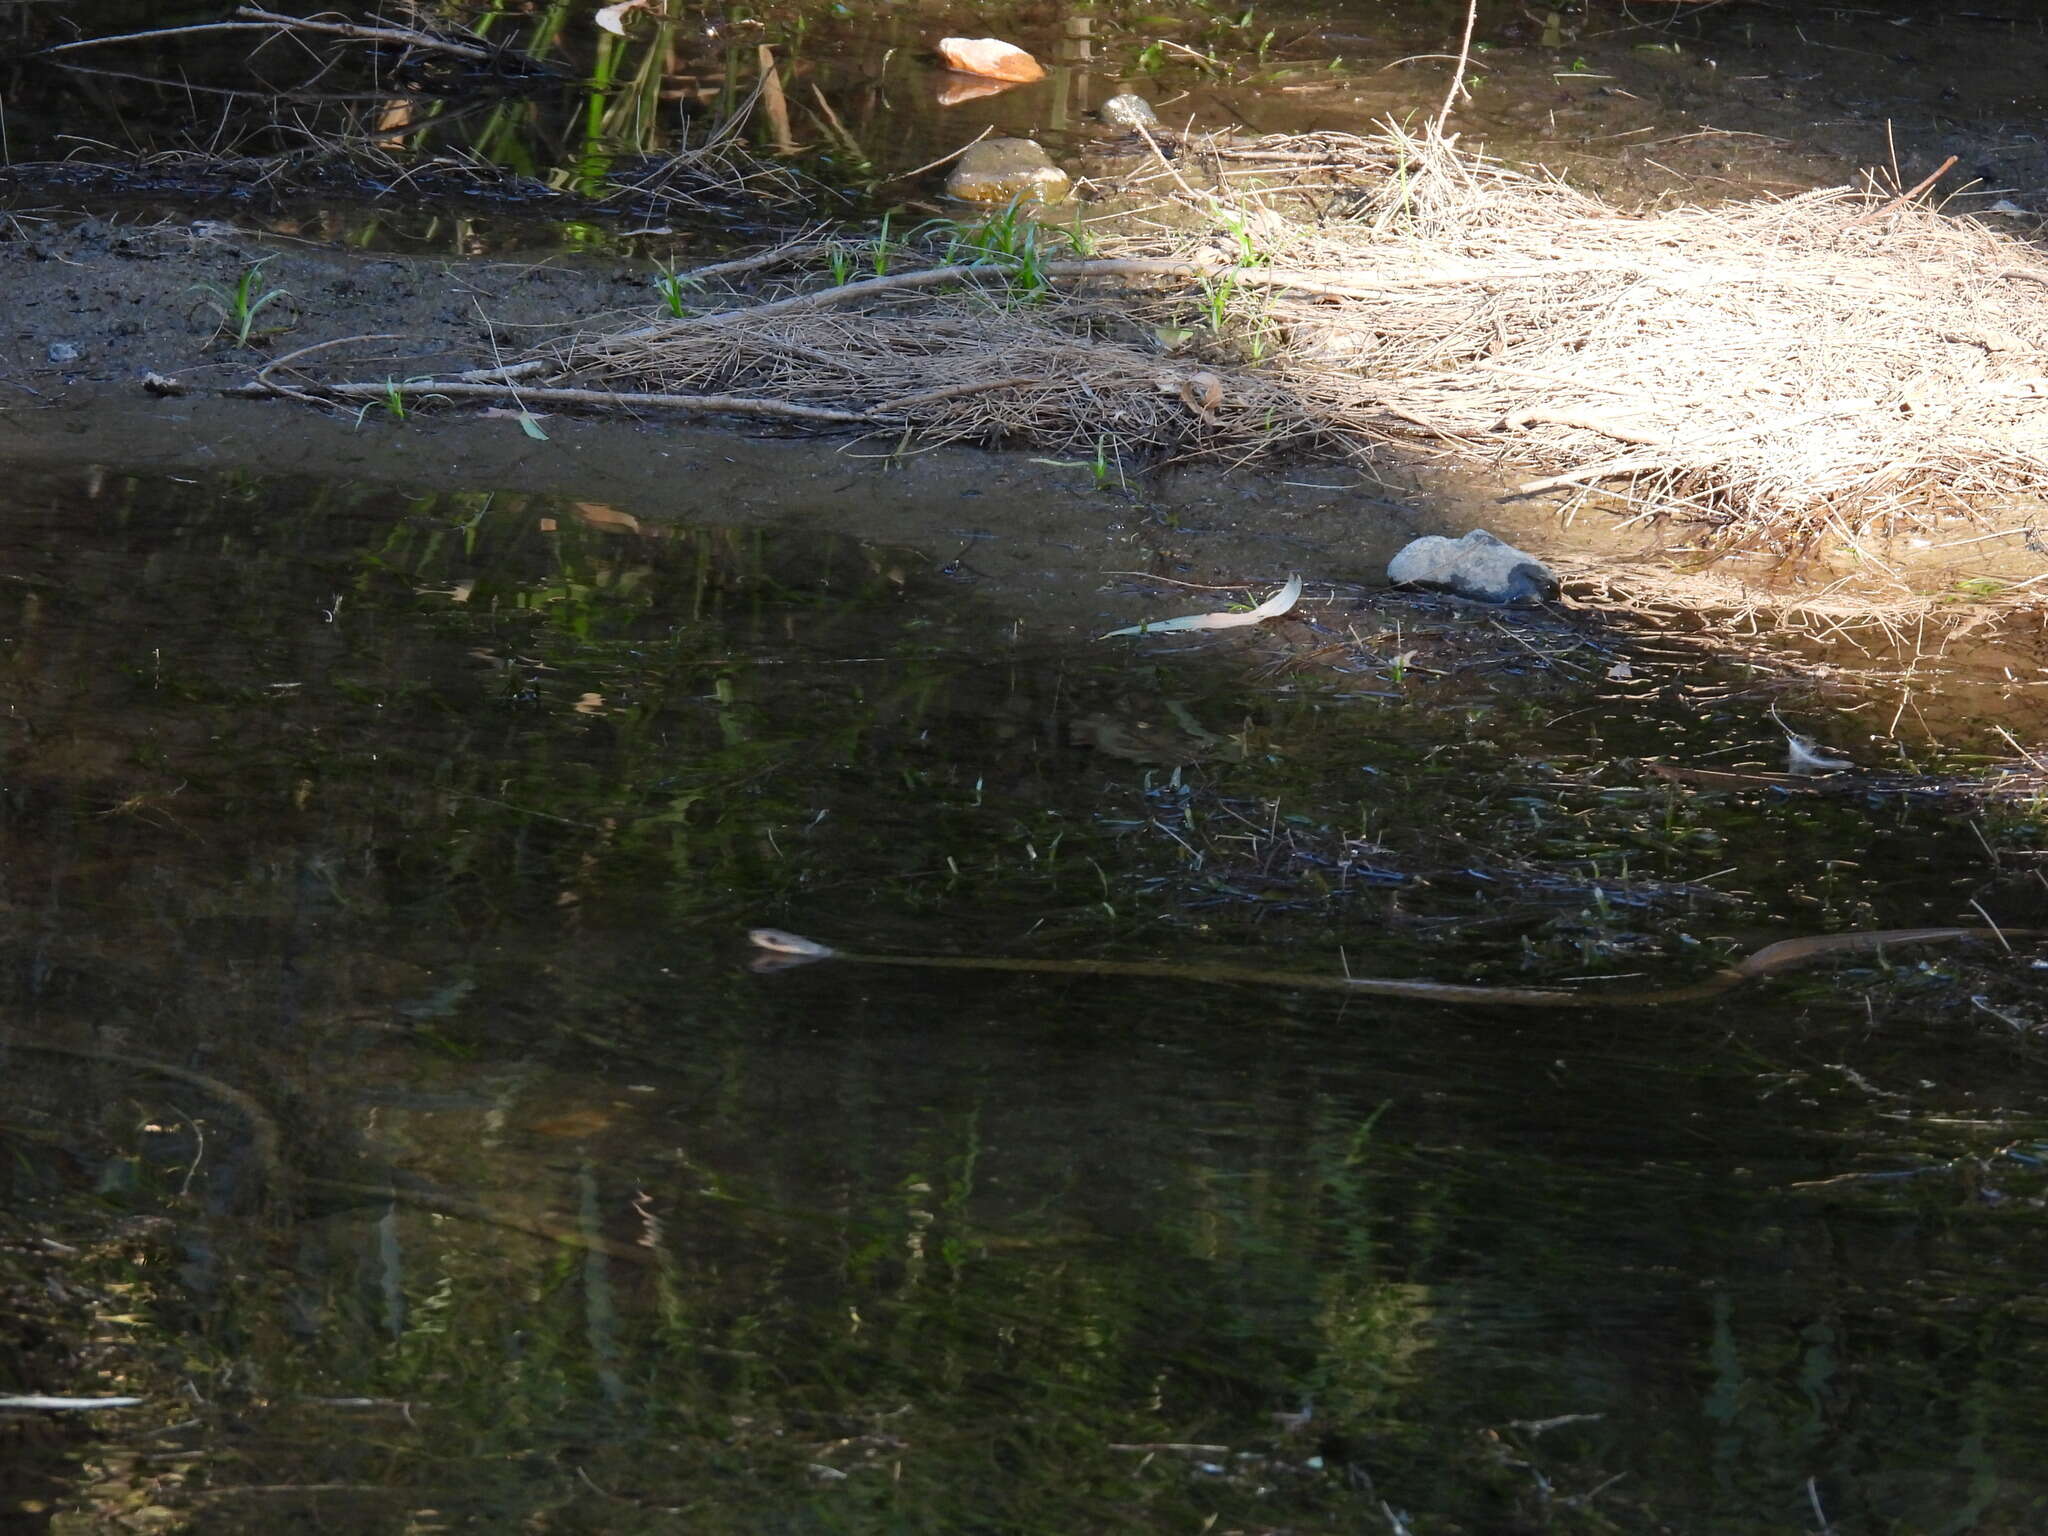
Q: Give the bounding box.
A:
[0,211,1699,627]
[8,208,2047,636]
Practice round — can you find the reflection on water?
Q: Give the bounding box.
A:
[10,0,2026,248]
[2,465,2046,1533]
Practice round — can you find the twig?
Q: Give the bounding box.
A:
[255,377,879,423]
[1505,406,1667,445]
[1435,0,1481,129]
[873,377,1039,411]
[39,20,285,55]
[0,1396,147,1410]
[1107,1442,1231,1454]
[253,332,403,388]
[1848,155,1957,227]
[880,126,995,186]
[1967,898,2011,952]
[666,233,834,285]
[1807,1475,1833,1535]
[571,257,1225,346]
[1133,118,1198,198]
[233,5,505,64]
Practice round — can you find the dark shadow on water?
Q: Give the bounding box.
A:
[1,464,2046,1532]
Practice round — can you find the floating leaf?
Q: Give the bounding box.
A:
[574,502,640,532]
[1100,574,1302,638]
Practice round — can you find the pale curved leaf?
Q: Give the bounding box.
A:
[1100,574,1302,639]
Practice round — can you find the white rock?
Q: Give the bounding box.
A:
[1387,529,1558,604]
[1101,93,1159,128]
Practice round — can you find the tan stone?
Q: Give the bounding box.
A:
[944,138,1071,205]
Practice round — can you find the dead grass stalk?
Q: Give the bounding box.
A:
[278,123,2048,551]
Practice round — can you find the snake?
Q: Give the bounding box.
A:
[748,925,2020,1008]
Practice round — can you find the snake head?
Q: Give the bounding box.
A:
[748,928,837,971]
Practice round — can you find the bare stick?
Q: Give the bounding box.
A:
[10,1039,287,1201]
[880,125,995,186]
[670,230,835,281]
[757,45,795,156]
[1133,118,1199,198]
[262,377,879,423]
[1848,154,1958,227]
[1435,0,1480,130]
[1504,407,1667,445]
[575,256,1231,350]
[873,377,1040,411]
[40,21,283,55]
[253,332,403,387]
[235,6,502,63]
[459,253,1665,389]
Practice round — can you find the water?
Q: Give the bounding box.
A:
[3,464,2046,1533]
[12,1,2044,247]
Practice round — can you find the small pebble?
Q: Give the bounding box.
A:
[46,341,81,364]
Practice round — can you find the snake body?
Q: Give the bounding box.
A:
[749,925,2010,1008]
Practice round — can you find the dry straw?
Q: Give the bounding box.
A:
[281,122,2048,550]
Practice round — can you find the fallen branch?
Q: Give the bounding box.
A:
[246,376,880,424]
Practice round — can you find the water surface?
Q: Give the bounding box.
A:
[3,465,2046,1532]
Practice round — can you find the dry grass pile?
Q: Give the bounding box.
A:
[290,125,2048,545]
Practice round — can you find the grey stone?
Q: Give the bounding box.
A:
[945,138,1071,205]
[46,341,81,364]
[1101,93,1159,128]
[1386,529,1558,604]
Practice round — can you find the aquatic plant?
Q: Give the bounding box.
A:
[943,193,1066,297]
[188,258,294,348]
[652,260,703,318]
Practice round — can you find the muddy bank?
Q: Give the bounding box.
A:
[7,210,2048,643]
[0,213,1689,625]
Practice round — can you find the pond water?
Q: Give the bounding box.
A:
[4,463,2048,1533]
